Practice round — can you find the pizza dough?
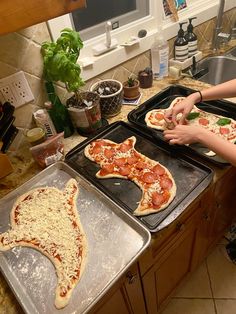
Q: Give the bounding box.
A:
[84,136,176,216]
[0,178,87,309]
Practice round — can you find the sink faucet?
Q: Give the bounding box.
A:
[212,0,231,51]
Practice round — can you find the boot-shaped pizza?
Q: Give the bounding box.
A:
[85,136,176,216]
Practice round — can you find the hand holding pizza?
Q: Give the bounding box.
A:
[163,124,208,145]
[164,93,201,125]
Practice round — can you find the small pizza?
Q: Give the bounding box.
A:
[84,136,176,216]
[0,179,87,309]
[145,97,236,144]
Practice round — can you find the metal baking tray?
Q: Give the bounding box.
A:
[128,84,236,165]
[0,162,150,314]
[65,121,213,232]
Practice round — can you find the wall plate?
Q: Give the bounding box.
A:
[0,71,35,108]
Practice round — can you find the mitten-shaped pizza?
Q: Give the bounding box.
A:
[0,178,87,309]
[145,97,236,144]
[84,136,176,216]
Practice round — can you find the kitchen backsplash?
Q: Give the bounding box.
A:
[0,8,235,129]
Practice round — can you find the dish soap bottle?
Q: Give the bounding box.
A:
[151,25,169,79]
[185,17,198,57]
[174,22,188,61]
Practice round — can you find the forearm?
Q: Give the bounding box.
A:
[197,79,236,102]
[197,129,236,166]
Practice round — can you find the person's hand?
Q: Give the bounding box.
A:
[164,93,200,125]
[163,124,207,145]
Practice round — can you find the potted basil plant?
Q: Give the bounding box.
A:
[41,28,102,136]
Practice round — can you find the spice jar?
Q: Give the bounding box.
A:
[25,127,46,146]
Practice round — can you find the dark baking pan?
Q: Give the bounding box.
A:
[65,121,213,232]
[128,84,236,166]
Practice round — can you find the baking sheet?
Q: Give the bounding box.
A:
[128,84,236,165]
[65,121,213,232]
[0,162,150,314]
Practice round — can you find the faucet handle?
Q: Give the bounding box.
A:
[217,32,231,43]
[231,27,236,39]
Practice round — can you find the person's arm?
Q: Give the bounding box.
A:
[164,79,236,124]
[163,124,236,166]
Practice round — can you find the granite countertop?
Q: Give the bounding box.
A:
[0,75,236,313]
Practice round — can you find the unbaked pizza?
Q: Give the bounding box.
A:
[0,178,87,309]
[145,97,236,144]
[84,136,176,216]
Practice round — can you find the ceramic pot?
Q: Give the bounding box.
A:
[138,70,153,88]
[90,79,123,118]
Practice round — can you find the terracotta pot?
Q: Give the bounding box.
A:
[123,79,140,100]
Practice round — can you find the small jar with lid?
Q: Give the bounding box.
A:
[25,127,46,146]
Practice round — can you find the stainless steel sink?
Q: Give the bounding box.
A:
[226,46,236,58]
[195,55,236,85]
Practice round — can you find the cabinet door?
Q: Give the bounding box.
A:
[211,167,236,239]
[142,227,195,313]
[191,187,215,270]
[0,0,86,35]
[90,263,146,314]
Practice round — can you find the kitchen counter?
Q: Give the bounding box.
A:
[0,75,236,313]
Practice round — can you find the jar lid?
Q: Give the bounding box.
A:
[26,127,45,143]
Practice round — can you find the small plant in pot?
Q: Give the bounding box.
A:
[90,79,123,118]
[123,75,140,100]
[41,28,102,136]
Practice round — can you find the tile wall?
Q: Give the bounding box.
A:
[0,8,235,128]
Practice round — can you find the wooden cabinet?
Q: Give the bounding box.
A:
[89,263,146,314]
[140,167,236,313]
[0,0,86,36]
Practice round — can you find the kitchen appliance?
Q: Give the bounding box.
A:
[128,84,236,165]
[65,121,213,232]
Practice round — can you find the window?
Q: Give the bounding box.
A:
[71,0,149,41]
[47,0,234,81]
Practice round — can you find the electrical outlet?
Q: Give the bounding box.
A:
[0,71,35,108]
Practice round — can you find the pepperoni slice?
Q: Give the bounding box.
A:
[152,192,165,208]
[114,157,126,167]
[119,165,131,176]
[136,161,149,170]
[104,148,115,159]
[141,172,157,184]
[198,118,209,126]
[92,145,102,155]
[153,164,165,176]
[220,127,230,135]
[127,156,139,165]
[99,164,115,176]
[160,177,173,190]
[119,140,132,153]
[155,112,164,121]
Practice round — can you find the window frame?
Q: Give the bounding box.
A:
[71,0,149,41]
[47,0,235,81]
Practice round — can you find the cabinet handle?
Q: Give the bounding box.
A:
[176,222,185,232]
[126,271,137,284]
[203,212,210,221]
